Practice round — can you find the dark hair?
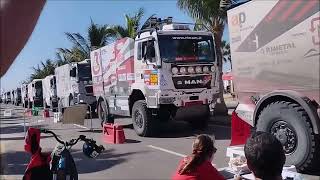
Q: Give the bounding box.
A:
[179,134,216,174]
[244,131,286,179]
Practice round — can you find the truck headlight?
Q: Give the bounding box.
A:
[203,66,209,73]
[195,66,202,73]
[180,67,186,74]
[172,67,178,74]
[211,66,216,72]
[187,66,195,74]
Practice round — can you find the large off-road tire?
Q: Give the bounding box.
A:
[132,100,157,137]
[256,101,318,172]
[98,100,113,127]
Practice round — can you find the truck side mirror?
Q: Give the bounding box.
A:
[70,67,76,77]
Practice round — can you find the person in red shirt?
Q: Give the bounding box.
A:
[172,134,225,180]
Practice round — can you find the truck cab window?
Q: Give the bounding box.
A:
[137,42,142,60]
[142,40,155,62]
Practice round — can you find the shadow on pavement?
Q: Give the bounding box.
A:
[0,125,45,135]
[0,135,54,141]
[72,148,150,174]
[78,129,103,133]
[0,151,30,175]
[125,139,141,144]
[155,119,231,140]
[0,116,24,120]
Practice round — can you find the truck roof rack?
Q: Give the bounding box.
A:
[137,16,209,38]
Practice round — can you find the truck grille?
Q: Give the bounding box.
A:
[172,75,212,89]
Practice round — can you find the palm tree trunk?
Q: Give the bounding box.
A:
[212,30,228,115]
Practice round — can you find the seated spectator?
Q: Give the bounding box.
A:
[244,131,286,180]
[172,134,225,180]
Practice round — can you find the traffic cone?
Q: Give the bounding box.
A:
[43,109,50,118]
[114,124,125,144]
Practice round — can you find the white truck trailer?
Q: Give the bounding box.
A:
[228,0,320,172]
[91,17,220,136]
[21,84,29,108]
[55,59,96,112]
[42,75,58,110]
[27,79,43,107]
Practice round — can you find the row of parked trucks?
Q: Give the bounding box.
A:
[1,17,220,136]
[1,7,320,172]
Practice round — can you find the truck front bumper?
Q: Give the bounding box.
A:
[158,89,216,108]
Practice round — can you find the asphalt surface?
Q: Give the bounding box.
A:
[0,103,233,180]
[1,103,319,180]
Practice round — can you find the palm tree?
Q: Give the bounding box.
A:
[109,8,145,39]
[29,59,56,81]
[64,19,115,60]
[177,0,237,115]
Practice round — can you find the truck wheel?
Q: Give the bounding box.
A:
[256,101,317,172]
[98,100,112,127]
[132,100,157,137]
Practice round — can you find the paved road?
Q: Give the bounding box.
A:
[0,104,232,179]
[1,104,319,180]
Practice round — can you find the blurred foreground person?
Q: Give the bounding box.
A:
[1,0,46,77]
[244,131,286,180]
[172,134,224,180]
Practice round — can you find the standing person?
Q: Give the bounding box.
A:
[172,134,225,180]
[244,131,286,180]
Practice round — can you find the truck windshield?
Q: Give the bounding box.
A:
[158,35,215,63]
[78,64,92,81]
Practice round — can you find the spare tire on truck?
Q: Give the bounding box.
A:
[256,101,319,172]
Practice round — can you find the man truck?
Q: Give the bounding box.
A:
[228,0,320,172]
[42,75,58,111]
[27,79,43,107]
[12,88,21,106]
[55,59,96,112]
[21,84,29,108]
[5,91,11,104]
[91,17,220,136]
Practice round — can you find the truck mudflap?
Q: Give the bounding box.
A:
[230,111,251,146]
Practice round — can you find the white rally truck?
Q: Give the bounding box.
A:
[55,59,96,112]
[42,75,58,111]
[27,79,44,107]
[91,17,220,136]
[21,84,29,108]
[228,0,320,172]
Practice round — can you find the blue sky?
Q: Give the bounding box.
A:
[1,0,230,91]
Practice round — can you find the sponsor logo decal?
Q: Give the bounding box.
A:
[260,42,296,56]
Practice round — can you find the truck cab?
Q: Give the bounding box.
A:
[13,88,21,106]
[28,79,43,107]
[42,75,58,110]
[55,59,96,112]
[21,84,29,108]
[5,91,11,104]
[92,17,220,136]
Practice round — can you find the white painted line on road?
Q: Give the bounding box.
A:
[38,120,45,123]
[73,124,88,129]
[147,145,187,158]
[147,145,217,167]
